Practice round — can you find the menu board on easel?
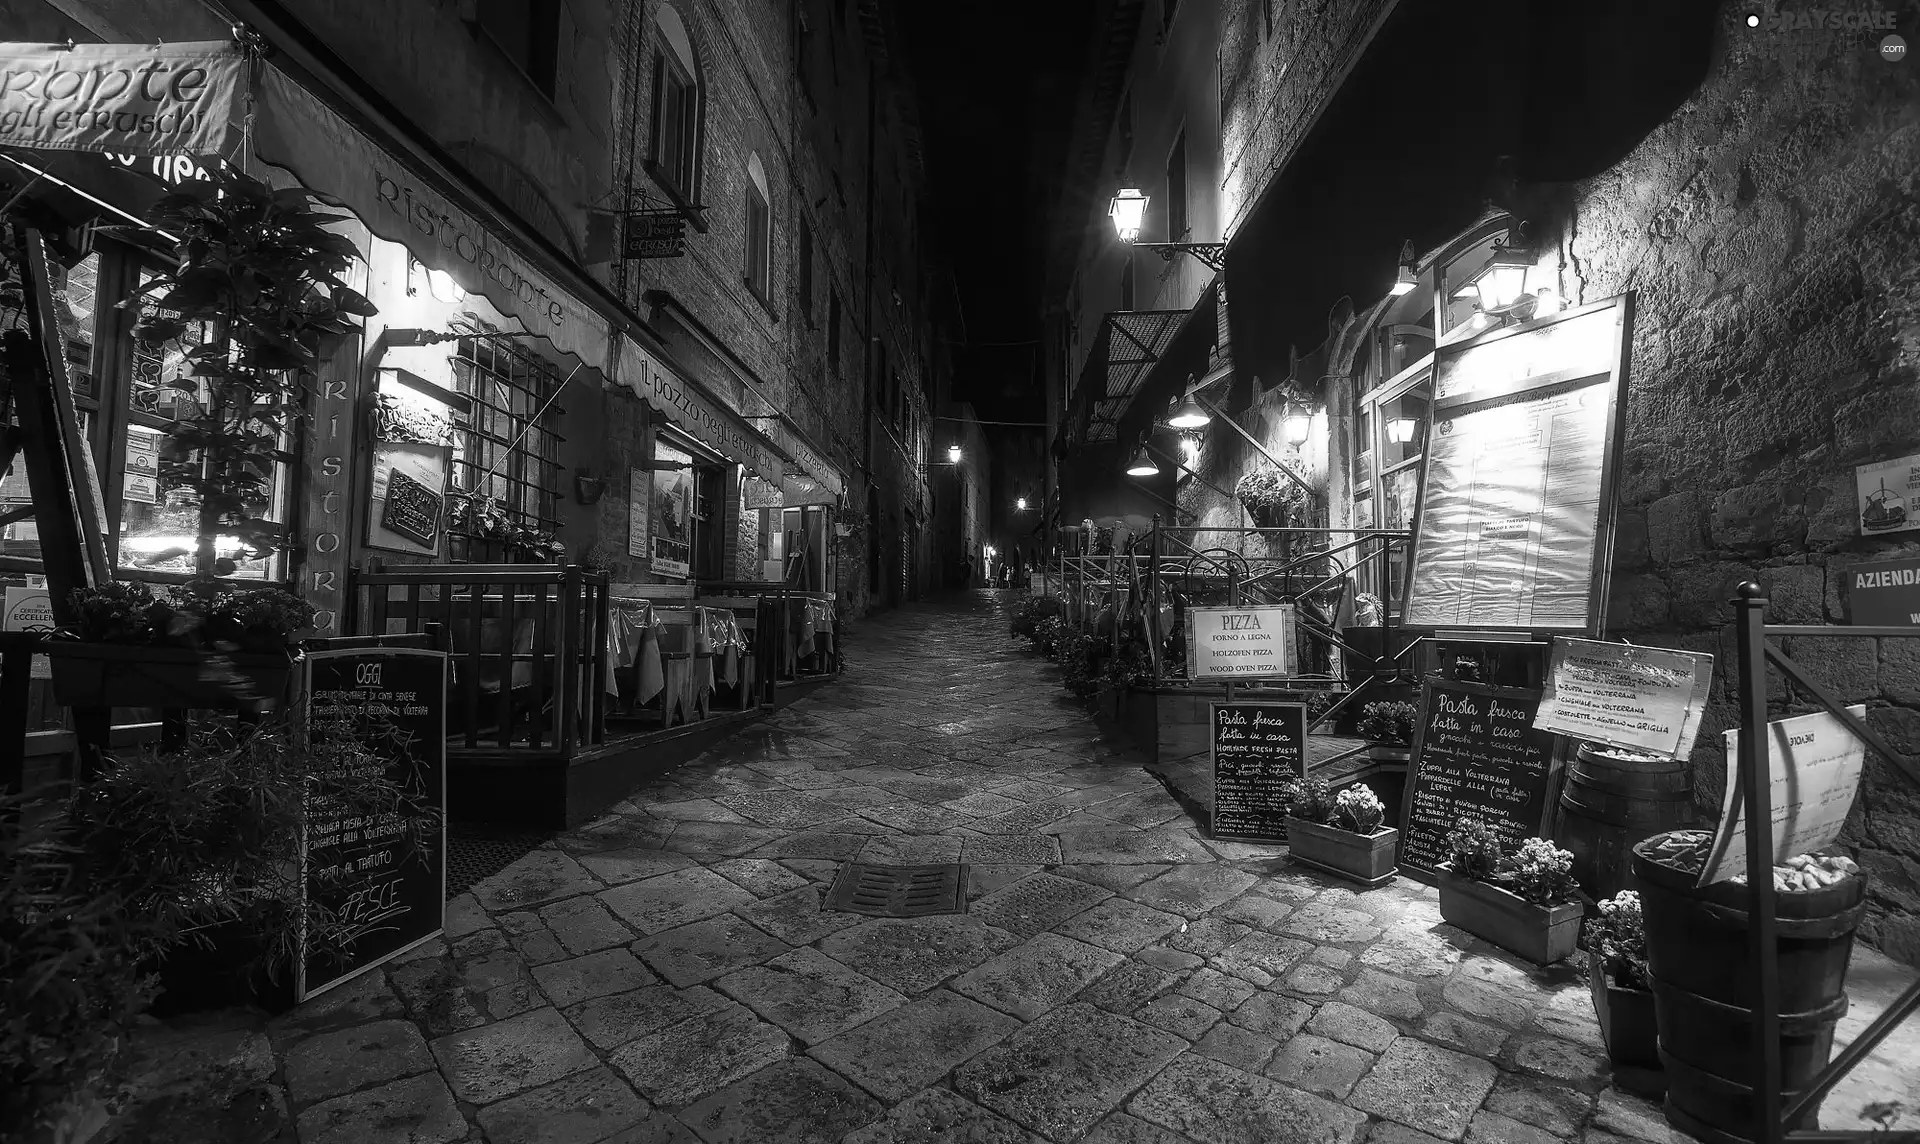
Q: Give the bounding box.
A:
[1209,702,1307,842]
[1398,679,1562,880]
[1402,294,1634,634]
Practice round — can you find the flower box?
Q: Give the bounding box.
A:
[46,642,296,710]
[1588,950,1664,1095]
[1287,818,1398,888]
[1436,865,1582,965]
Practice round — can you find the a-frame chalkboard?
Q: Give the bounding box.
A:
[1397,678,1565,882]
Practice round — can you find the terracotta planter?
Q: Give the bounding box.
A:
[1589,950,1663,1078]
[1288,818,1398,888]
[1436,866,1582,965]
[46,642,296,709]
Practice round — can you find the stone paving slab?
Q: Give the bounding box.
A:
[953,1003,1188,1141]
[101,592,1920,1144]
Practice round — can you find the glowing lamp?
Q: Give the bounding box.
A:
[1016,497,1028,510]
[947,445,962,464]
[1167,394,1210,429]
[1109,188,1149,244]
[1389,263,1417,297]
[1283,405,1312,446]
[1386,418,1417,445]
[1125,446,1159,477]
[1454,245,1533,312]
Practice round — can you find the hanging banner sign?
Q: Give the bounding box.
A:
[614,334,782,484]
[1698,705,1868,886]
[622,211,687,259]
[253,66,613,378]
[0,41,243,157]
[1534,638,1713,758]
[767,421,846,500]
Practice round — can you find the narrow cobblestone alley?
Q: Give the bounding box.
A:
[93,592,1910,1144]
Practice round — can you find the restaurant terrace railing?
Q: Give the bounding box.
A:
[1042,523,1417,736]
[355,563,609,758]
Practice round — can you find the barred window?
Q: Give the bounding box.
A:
[447,335,566,561]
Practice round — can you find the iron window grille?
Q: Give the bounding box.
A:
[447,334,566,562]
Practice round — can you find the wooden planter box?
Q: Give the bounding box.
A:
[1437,866,1582,965]
[1588,950,1664,1096]
[1287,818,1398,888]
[46,642,295,710]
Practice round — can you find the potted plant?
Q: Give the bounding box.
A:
[65,710,439,1016]
[45,168,373,706]
[1586,889,1662,1089]
[50,580,316,709]
[1287,778,1398,888]
[445,490,568,563]
[1357,700,1418,764]
[1437,820,1583,965]
[1,791,160,1144]
[1234,456,1312,529]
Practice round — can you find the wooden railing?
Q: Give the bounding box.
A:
[357,564,609,757]
[698,583,837,696]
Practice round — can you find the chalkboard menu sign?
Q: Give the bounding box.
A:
[1398,679,1562,879]
[298,648,448,1001]
[1210,702,1307,842]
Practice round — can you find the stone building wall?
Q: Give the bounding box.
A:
[1206,3,1919,962]
[1554,9,1920,963]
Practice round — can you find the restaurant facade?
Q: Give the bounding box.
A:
[0,0,952,825]
[1043,0,1919,966]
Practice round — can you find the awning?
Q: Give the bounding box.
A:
[1113,284,1219,452]
[254,65,788,487]
[767,421,846,501]
[1072,310,1189,444]
[255,66,615,382]
[614,335,783,484]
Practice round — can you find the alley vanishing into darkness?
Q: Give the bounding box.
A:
[97,593,1915,1144]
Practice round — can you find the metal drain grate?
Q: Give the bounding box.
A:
[446,825,556,899]
[825,863,969,918]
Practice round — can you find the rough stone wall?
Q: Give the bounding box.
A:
[1217,0,1394,237]
[1554,8,1920,963]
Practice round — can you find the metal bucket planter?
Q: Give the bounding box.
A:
[1589,949,1664,1096]
[1437,865,1582,965]
[1287,818,1398,888]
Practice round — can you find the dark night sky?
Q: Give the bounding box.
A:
[899,2,1095,425]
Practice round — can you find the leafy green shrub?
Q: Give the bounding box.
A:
[1445,817,1504,881]
[1500,838,1580,906]
[1336,784,1386,834]
[64,581,316,652]
[1586,889,1649,990]
[1,795,159,1140]
[1357,701,1418,745]
[1290,777,1337,825]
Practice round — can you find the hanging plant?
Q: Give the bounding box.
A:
[444,491,566,560]
[132,168,377,588]
[1234,456,1313,528]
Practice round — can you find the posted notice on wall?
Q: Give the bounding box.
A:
[366,442,450,557]
[1534,638,1713,758]
[2,584,54,678]
[1855,451,1920,536]
[1184,604,1296,680]
[1697,705,1868,886]
[1846,554,1920,626]
[627,468,650,558]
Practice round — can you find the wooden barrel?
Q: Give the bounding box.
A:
[1558,741,1695,901]
[1631,834,1866,1143]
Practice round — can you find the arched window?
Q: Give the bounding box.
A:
[744,152,772,301]
[648,5,702,204]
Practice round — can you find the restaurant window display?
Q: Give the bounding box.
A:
[445,334,568,563]
[1,240,291,580]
